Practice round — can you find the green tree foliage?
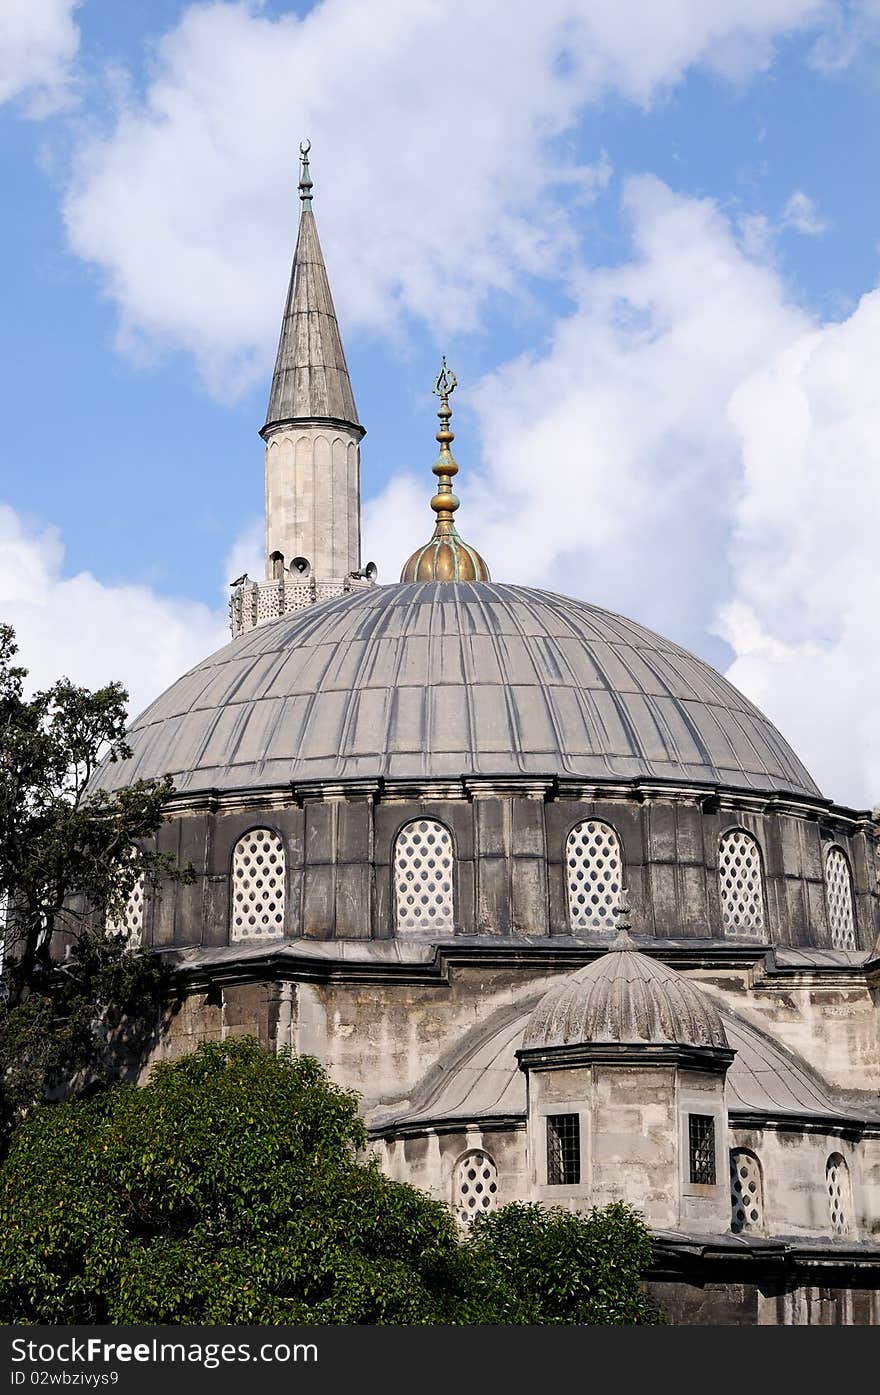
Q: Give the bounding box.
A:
[464,1200,661,1325]
[0,624,189,1136]
[0,1039,661,1325]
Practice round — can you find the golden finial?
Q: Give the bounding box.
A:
[400,359,491,583]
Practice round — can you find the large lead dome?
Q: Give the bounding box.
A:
[94,581,819,798]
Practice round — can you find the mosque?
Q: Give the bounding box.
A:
[94,145,880,1324]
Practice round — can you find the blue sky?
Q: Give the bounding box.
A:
[1,0,879,808]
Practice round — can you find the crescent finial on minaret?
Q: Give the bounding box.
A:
[299,139,313,207]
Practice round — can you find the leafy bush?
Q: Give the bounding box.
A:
[464,1200,661,1325]
[0,1039,660,1325]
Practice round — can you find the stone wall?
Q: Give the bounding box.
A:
[264,426,361,582]
[731,1123,879,1239]
[143,786,880,952]
[650,1279,880,1326]
[374,1124,529,1215]
[152,956,879,1115]
[692,969,880,1095]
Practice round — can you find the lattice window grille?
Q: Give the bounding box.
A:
[566,820,622,930]
[546,1113,581,1186]
[689,1114,716,1185]
[0,888,8,978]
[826,1153,852,1236]
[231,829,286,940]
[394,820,454,932]
[455,1150,499,1226]
[107,866,145,947]
[730,1151,763,1233]
[256,583,284,621]
[825,847,856,950]
[283,581,315,612]
[718,830,765,937]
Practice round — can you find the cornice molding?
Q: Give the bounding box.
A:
[516,1041,736,1074]
[649,1232,880,1281]
[157,773,879,829]
[259,415,366,443]
[162,937,872,992]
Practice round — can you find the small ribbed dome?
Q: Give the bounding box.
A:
[523,941,728,1051]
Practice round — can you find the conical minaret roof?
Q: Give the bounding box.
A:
[261,142,362,439]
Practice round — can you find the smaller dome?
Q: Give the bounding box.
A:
[523,935,728,1051]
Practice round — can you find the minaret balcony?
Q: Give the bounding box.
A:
[229,572,374,637]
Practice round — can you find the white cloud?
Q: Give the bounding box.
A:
[808,0,880,68]
[367,176,809,629]
[780,189,830,236]
[223,518,263,588]
[62,0,837,393]
[365,178,880,809]
[719,292,880,808]
[0,0,81,115]
[0,504,227,723]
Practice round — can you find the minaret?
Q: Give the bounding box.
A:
[230,142,374,636]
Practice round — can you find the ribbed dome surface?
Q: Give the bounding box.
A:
[401,531,490,583]
[523,947,728,1050]
[90,582,820,798]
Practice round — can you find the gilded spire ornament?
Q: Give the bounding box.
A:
[400,359,491,583]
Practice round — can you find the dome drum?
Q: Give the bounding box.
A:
[136,781,876,954]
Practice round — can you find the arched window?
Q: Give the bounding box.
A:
[0,888,9,979]
[565,820,622,930]
[825,847,856,950]
[394,819,454,932]
[454,1149,499,1226]
[826,1152,853,1236]
[106,851,145,947]
[231,828,286,940]
[729,1150,763,1234]
[718,829,765,937]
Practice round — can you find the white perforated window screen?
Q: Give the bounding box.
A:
[231,829,286,940]
[394,820,454,932]
[718,830,765,937]
[566,820,622,930]
[730,1151,763,1234]
[826,1153,852,1235]
[107,865,145,947]
[825,847,856,950]
[455,1150,499,1225]
[0,888,8,978]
